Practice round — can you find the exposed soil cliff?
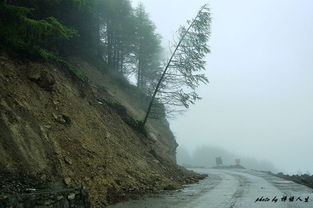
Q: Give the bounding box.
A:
[0,54,206,207]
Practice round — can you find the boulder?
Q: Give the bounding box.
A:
[28,68,55,91]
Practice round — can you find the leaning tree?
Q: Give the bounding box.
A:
[141,4,211,127]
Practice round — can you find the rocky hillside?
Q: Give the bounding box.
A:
[0,53,206,207]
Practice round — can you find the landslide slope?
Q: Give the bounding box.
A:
[0,54,202,207]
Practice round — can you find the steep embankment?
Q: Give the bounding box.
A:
[0,54,205,207]
[69,57,178,163]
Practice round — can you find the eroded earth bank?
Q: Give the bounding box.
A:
[0,54,206,207]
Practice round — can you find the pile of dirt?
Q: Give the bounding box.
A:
[0,54,206,207]
[272,172,313,189]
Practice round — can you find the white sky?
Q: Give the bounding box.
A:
[131,0,313,174]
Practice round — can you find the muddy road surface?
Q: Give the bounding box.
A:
[108,168,313,208]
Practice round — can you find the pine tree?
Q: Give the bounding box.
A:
[0,2,78,59]
[142,4,211,127]
[98,0,136,72]
[133,3,162,94]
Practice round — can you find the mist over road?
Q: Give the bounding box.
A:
[109,168,313,208]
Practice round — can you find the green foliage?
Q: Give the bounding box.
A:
[0,3,78,59]
[37,48,59,61]
[68,64,87,81]
[158,4,211,109]
[142,4,211,126]
[97,0,137,72]
[133,3,163,94]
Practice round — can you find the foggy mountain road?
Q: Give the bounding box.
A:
[108,168,313,208]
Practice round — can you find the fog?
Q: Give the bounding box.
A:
[131,0,313,174]
[176,145,276,172]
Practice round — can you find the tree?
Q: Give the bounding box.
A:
[98,0,136,72]
[142,4,211,127]
[0,2,78,59]
[133,3,162,94]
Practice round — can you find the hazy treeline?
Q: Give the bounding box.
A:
[177,145,276,172]
[0,0,162,95]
